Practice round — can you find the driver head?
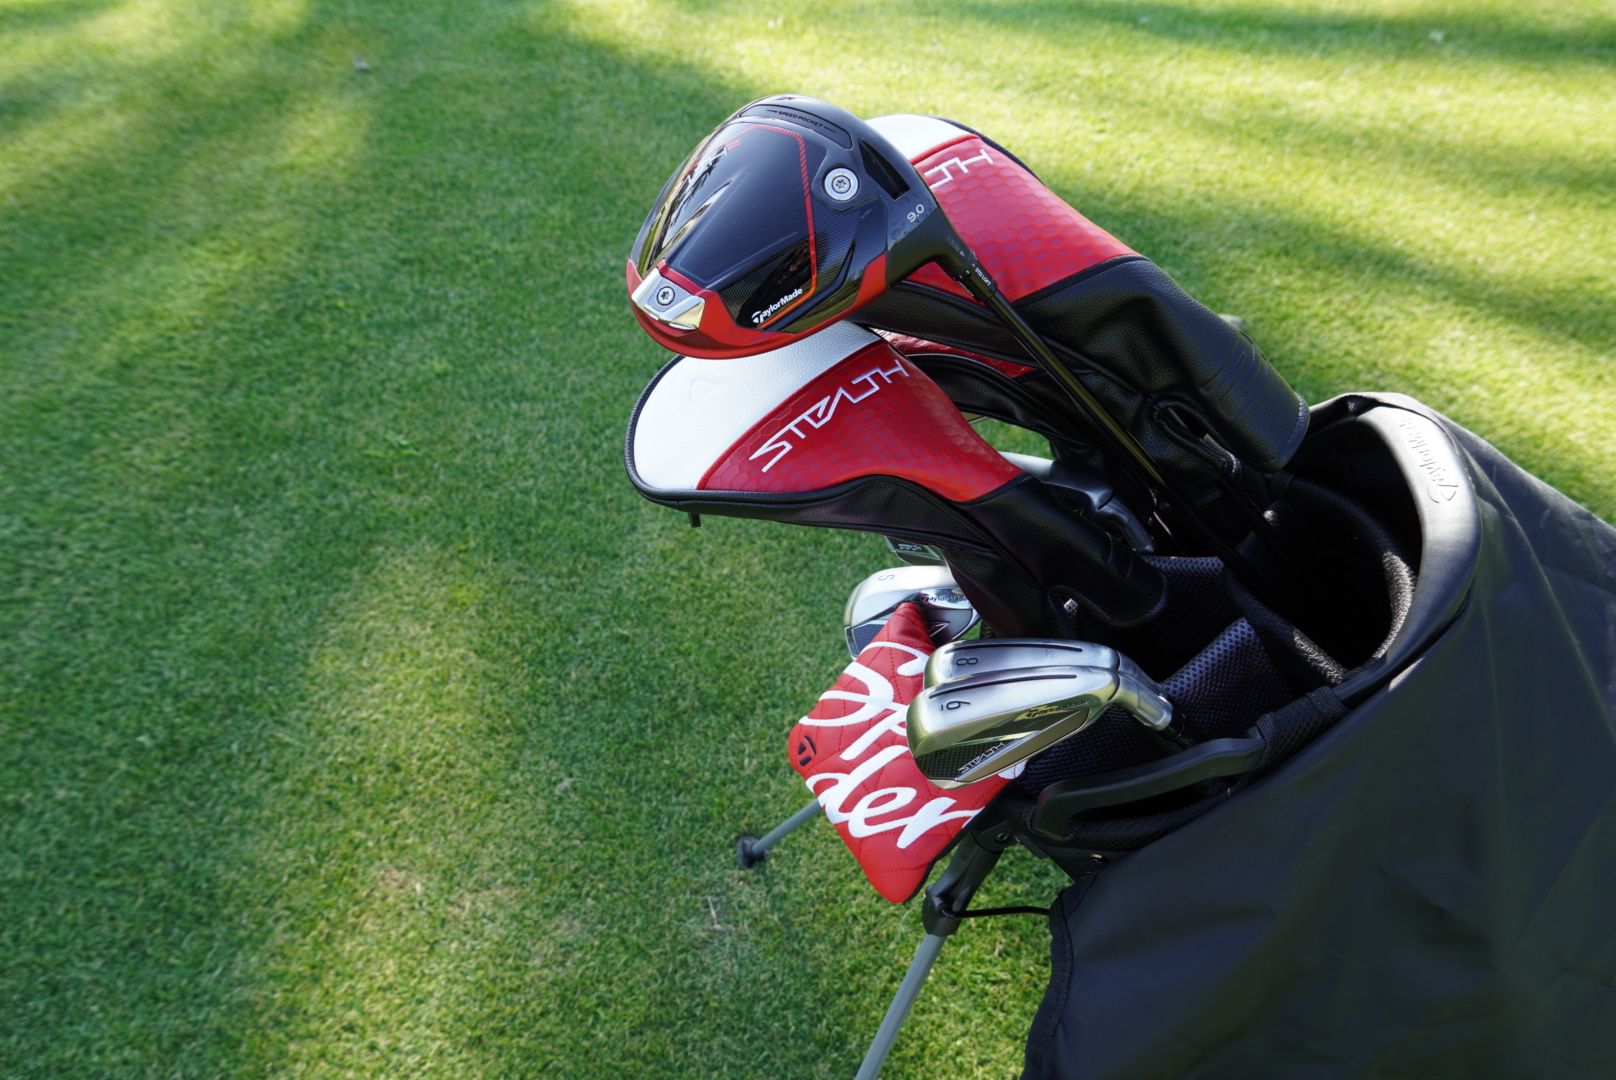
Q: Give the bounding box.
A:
[627,95,972,359]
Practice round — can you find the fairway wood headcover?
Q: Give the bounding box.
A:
[857,114,1309,494]
[789,602,1013,902]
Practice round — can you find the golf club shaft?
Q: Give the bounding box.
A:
[951,264,1164,488]
[953,261,1298,614]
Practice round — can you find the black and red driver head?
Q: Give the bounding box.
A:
[627,95,973,359]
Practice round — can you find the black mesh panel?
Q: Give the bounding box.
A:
[1162,618,1294,740]
[1019,618,1294,794]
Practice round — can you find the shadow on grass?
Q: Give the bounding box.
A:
[0,0,115,34]
[2,2,382,1073]
[1092,186,1616,509]
[943,0,1616,207]
[935,0,1614,509]
[1,1,904,1076]
[2,1,1610,1077]
[1063,161,1616,373]
[959,0,1616,67]
[1027,160,1614,511]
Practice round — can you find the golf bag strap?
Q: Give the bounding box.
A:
[1030,738,1265,838]
[1026,687,1347,840]
[1253,687,1349,770]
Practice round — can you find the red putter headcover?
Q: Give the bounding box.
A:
[789,602,1014,902]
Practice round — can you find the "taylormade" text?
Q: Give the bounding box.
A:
[750,288,803,325]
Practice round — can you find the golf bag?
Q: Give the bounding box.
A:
[622,110,1616,1078]
[1019,404,1616,1078]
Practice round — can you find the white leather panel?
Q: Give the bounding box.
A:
[868,114,970,163]
[633,322,882,491]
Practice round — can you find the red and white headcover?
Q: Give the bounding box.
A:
[629,322,1022,500]
[789,602,1015,902]
[866,114,1137,303]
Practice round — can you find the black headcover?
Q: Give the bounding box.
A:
[859,257,1309,497]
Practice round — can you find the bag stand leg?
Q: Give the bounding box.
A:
[737,798,822,868]
[853,933,947,1080]
[852,815,1017,1079]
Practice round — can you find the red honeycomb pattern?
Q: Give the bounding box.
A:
[903,137,1135,303]
[698,341,1022,500]
[879,330,1036,379]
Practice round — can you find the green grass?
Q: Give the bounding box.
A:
[1,0,1610,1076]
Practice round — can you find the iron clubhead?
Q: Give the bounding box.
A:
[843,565,978,657]
[883,535,946,567]
[906,653,1179,788]
[924,638,1119,688]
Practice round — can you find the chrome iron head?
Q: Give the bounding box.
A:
[906,645,1183,788]
[883,535,946,567]
[924,637,1119,688]
[843,565,979,657]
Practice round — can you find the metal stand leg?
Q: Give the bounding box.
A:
[737,798,822,869]
[849,811,1019,1078]
[853,933,947,1080]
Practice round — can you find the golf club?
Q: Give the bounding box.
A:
[884,535,946,566]
[626,95,1306,615]
[924,637,1118,688]
[907,650,1190,788]
[844,564,979,657]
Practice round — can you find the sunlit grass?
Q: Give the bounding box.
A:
[564,0,1615,517]
[237,547,539,1073]
[1,0,1611,1077]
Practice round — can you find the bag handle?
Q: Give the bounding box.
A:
[1329,400,1481,705]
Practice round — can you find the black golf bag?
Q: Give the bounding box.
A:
[1019,404,1616,1078]
[622,115,1616,1078]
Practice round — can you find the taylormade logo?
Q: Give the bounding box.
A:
[751,288,803,325]
[1394,413,1460,503]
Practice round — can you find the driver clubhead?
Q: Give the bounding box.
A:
[843,564,979,657]
[627,95,974,359]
